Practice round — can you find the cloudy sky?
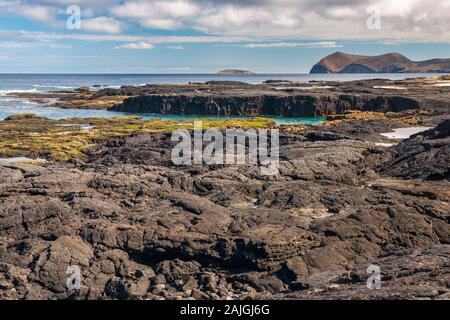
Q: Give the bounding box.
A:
[0,0,450,73]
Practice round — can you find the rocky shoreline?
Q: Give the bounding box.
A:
[0,77,449,300]
[8,76,450,117]
[106,78,442,117]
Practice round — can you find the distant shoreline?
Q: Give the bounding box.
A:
[2,75,448,121]
[1,72,450,76]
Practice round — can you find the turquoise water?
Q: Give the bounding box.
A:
[0,99,324,125]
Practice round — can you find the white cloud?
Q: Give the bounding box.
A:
[167,67,190,71]
[375,0,420,18]
[82,16,124,33]
[117,42,154,49]
[111,0,199,19]
[20,4,56,22]
[0,40,72,49]
[139,18,182,30]
[0,41,29,48]
[40,0,118,6]
[196,5,303,34]
[326,7,360,19]
[48,44,72,49]
[166,45,186,50]
[111,0,199,29]
[1,0,450,43]
[17,31,255,44]
[0,1,58,24]
[106,0,450,42]
[241,41,343,48]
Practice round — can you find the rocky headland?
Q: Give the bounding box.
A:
[310,52,450,74]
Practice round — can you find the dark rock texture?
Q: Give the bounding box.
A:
[278,245,450,300]
[106,77,450,117]
[381,119,450,180]
[12,77,449,118]
[110,94,419,117]
[1,123,449,300]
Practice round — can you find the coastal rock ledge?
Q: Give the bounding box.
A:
[110,94,418,117]
[107,79,422,117]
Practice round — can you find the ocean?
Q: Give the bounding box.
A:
[0,73,443,124]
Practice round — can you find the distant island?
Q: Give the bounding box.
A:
[310,52,450,74]
[217,69,255,75]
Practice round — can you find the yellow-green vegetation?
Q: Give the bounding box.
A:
[7,91,129,110]
[323,110,424,126]
[0,114,275,162]
[54,96,130,109]
[278,125,308,134]
[4,113,45,121]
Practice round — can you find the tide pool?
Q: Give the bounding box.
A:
[0,99,325,125]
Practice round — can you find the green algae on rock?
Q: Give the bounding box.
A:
[0,114,275,162]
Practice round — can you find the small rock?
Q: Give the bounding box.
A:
[0,280,13,290]
[191,288,209,300]
[209,292,220,299]
[183,290,192,297]
[200,274,217,291]
[414,289,440,298]
[153,274,166,285]
[217,288,229,297]
[153,284,166,291]
[182,277,198,291]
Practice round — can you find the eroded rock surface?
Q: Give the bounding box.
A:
[105,77,450,117]
[0,122,449,300]
[380,119,450,180]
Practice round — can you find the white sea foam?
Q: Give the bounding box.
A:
[32,85,76,90]
[0,89,38,96]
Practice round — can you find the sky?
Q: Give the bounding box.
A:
[0,0,450,73]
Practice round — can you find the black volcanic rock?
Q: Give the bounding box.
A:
[380,119,450,180]
[310,52,450,74]
[76,77,450,117]
[110,93,420,117]
[1,121,449,300]
[1,77,450,300]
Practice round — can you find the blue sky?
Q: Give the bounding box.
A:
[1,0,450,73]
